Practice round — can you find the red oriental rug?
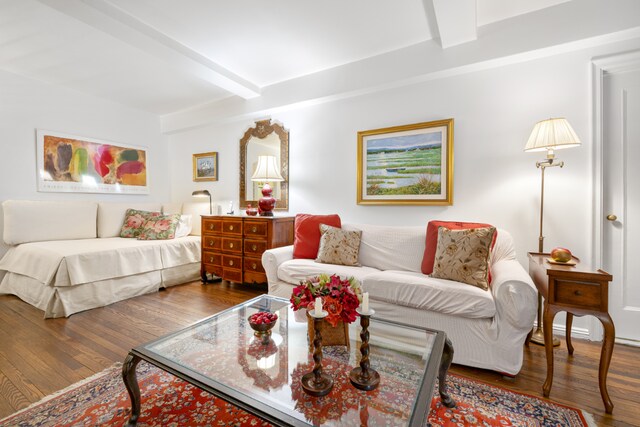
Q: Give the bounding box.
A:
[0,362,594,426]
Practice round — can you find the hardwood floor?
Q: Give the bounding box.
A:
[0,281,638,425]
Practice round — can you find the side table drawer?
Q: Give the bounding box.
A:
[244,239,267,256]
[203,236,221,251]
[553,280,602,310]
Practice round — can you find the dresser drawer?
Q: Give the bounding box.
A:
[223,268,243,283]
[203,236,221,251]
[244,221,268,238]
[222,254,242,270]
[244,239,267,256]
[222,237,243,253]
[202,219,222,234]
[243,271,267,284]
[202,251,221,267]
[553,280,602,309]
[244,257,265,273]
[222,219,243,235]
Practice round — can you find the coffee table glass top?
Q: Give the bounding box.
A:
[137,295,443,426]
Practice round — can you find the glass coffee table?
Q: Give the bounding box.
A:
[122,295,455,426]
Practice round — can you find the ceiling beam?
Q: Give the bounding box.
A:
[36,0,260,99]
[431,0,477,48]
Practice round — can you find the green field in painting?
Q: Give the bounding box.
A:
[366,147,442,195]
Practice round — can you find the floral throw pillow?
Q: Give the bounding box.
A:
[137,213,181,240]
[120,209,162,238]
[315,224,362,266]
[430,226,496,290]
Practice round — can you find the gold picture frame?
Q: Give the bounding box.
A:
[357,119,453,205]
[193,152,218,182]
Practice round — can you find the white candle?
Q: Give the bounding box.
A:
[363,292,369,313]
[315,297,322,316]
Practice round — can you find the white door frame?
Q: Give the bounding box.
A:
[591,49,640,344]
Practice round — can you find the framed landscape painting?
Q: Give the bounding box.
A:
[36,129,149,194]
[193,152,218,182]
[357,119,453,205]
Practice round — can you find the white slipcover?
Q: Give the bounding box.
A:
[3,200,97,245]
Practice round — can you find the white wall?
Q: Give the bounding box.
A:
[0,70,170,256]
[167,38,640,337]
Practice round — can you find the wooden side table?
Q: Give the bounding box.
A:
[528,252,615,413]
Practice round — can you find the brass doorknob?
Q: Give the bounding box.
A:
[606,214,617,221]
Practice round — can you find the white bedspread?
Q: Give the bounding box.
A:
[0,236,200,287]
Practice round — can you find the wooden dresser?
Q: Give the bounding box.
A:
[201,215,294,285]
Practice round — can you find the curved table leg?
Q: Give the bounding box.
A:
[566,313,574,355]
[595,312,615,414]
[122,353,142,426]
[438,336,455,408]
[542,307,558,397]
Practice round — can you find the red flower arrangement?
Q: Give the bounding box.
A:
[290,274,363,327]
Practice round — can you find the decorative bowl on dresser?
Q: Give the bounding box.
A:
[200,215,294,285]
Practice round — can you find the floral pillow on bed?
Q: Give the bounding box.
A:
[137,213,181,240]
[120,209,162,238]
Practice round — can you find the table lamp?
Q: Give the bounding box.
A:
[251,155,284,216]
[192,190,212,214]
[525,117,581,346]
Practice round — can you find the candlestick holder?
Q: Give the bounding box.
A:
[301,310,334,396]
[349,308,380,391]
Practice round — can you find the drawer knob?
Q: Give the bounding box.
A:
[210,256,214,263]
[575,290,583,296]
[252,226,257,233]
[210,224,214,230]
[229,260,234,266]
[229,225,234,231]
[252,244,257,251]
[229,242,234,248]
[607,214,617,221]
[252,262,257,269]
[209,240,214,246]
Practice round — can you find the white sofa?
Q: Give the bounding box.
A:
[0,200,208,318]
[262,223,537,375]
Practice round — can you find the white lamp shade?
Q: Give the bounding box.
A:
[251,155,284,181]
[524,118,581,152]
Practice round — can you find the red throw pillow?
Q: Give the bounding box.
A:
[293,214,342,259]
[421,220,498,276]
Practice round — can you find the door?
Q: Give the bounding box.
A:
[602,67,640,343]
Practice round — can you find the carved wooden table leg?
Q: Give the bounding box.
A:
[438,336,455,408]
[596,312,615,414]
[566,313,574,355]
[542,307,558,397]
[122,353,142,426]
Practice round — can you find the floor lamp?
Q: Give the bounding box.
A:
[525,118,581,346]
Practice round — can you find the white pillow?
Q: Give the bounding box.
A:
[175,215,193,238]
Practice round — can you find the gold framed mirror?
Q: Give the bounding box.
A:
[239,119,289,211]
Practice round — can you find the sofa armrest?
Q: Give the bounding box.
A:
[262,245,294,284]
[491,259,537,331]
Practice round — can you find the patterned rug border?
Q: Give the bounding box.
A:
[0,363,123,425]
[445,372,597,427]
[0,363,597,426]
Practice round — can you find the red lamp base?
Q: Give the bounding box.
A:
[258,183,276,216]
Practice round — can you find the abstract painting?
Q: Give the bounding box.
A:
[36,130,149,194]
[357,119,453,205]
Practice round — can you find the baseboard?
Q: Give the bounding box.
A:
[534,321,640,347]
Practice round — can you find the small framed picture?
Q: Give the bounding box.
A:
[193,152,218,182]
[357,119,454,205]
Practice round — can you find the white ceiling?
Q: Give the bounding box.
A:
[0,0,572,115]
